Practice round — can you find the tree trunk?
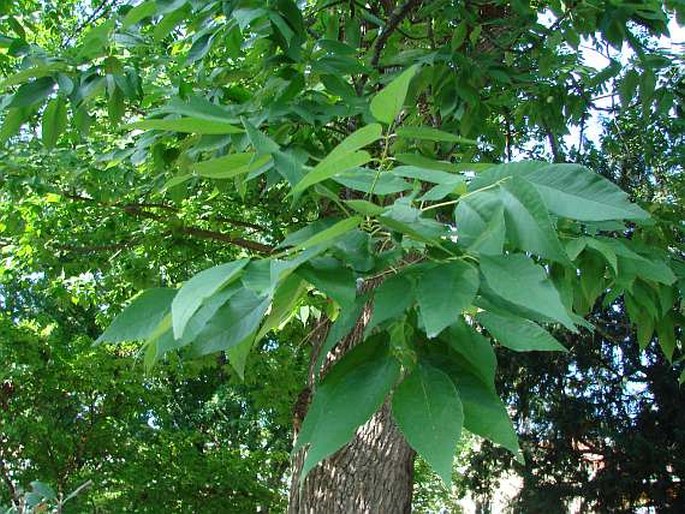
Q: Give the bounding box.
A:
[287,285,415,514]
[288,401,415,514]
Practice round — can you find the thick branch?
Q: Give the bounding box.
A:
[370,0,421,68]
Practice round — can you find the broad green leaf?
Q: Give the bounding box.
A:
[345,199,385,216]
[367,273,415,334]
[370,65,418,124]
[455,190,505,255]
[289,216,362,253]
[455,373,522,461]
[499,177,568,263]
[122,0,157,28]
[291,124,382,194]
[191,153,271,179]
[296,336,400,480]
[171,259,249,339]
[379,199,446,246]
[1,107,30,143]
[471,161,648,221]
[129,117,243,134]
[96,288,177,344]
[477,311,567,352]
[602,239,676,285]
[479,254,576,331]
[256,274,307,341]
[0,63,67,89]
[392,165,464,185]
[396,126,476,144]
[441,319,497,390]
[396,153,470,173]
[392,363,463,486]
[226,334,255,379]
[9,76,55,108]
[189,287,270,356]
[296,257,357,306]
[656,313,676,361]
[416,261,479,338]
[41,97,67,149]
[333,168,411,194]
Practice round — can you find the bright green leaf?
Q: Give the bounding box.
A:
[129,117,244,134]
[370,65,418,124]
[477,311,568,352]
[41,97,67,149]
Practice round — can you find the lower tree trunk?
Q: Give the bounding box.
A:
[287,285,415,513]
[288,401,415,514]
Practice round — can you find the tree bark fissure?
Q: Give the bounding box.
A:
[288,280,415,514]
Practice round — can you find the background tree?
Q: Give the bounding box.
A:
[0,1,683,513]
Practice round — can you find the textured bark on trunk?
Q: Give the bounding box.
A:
[288,401,415,514]
[287,283,415,514]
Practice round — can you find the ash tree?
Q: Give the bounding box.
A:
[0,1,683,512]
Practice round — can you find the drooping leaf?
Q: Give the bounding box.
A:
[441,319,497,390]
[392,363,463,486]
[477,311,568,352]
[191,153,271,179]
[296,335,400,481]
[288,216,362,253]
[470,161,648,221]
[455,190,505,255]
[171,259,249,339]
[479,254,576,331]
[122,0,157,28]
[291,124,382,194]
[333,168,411,194]
[366,273,415,334]
[256,274,307,341]
[370,65,418,124]
[9,76,55,108]
[296,257,357,306]
[315,295,368,374]
[498,177,568,263]
[41,97,67,149]
[415,261,479,338]
[96,288,177,344]
[129,117,243,134]
[396,126,476,144]
[189,287,270,356]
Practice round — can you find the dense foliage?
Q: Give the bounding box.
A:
[1,0,683,512]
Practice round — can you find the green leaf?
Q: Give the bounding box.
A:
[296,335,400,481]
[129,117,243,134]
[256,274,307,341]
[0,107,30,143]
[455,190,505,255]
[122,0,157,28]
[455,372,522,461]
[41,97,67,149]
[499,177,568,263]
[291,124,382,194]
[171,259,249,339]
[9,76,55,108]
[189,287,270,356]
[370,65,418,124]
[367,273,415,334]
[392,165,464,185]
[477,311,567,352]
[656,313,675,361]
[96,288,177,344]
[396,126,476,144]
[471,161,648,221]
[344,199,385,216]
[191,153,271,179]
[479,254,576,331]
[379,199,446,246]
[333,168,411,194]
[288,216,362,253]
[392,363,463,486]
[441,319,496,390]
[296,257,357,306]
[416,261,479,338]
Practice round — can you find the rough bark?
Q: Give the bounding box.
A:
[287,282,416,514]
[288,401,415,514]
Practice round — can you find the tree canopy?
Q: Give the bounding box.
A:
[1,0,683,512]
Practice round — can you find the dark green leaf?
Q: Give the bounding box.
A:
[392,363,463,486]
[477,311,567,352]
[9,76,55,108]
